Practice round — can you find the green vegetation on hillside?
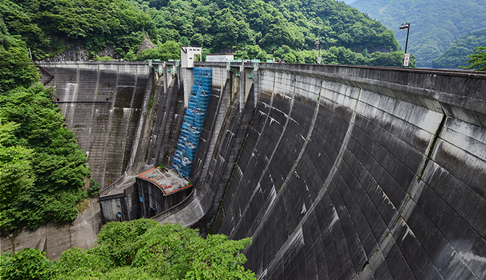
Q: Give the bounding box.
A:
[0,17,95,235]
[233,44,415,67]
[461,46,486,71]
[352,0,486,68]
[1,0,408,66]
[0,0,155,59]
[432,28,486,69]
[126,0,405,66]
[125,40,180,61]
[0,220,255,279]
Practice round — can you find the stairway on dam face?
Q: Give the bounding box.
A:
[4,61,486,279]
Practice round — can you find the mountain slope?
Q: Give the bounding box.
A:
[432,28,486,69]
[2,0,405,66]
[131,0,399,54]
[352,0,486,67]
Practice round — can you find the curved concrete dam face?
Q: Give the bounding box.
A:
[40,62,486,279]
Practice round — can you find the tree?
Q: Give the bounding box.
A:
[0,84,91,234]
[0,248,50,280]
[0,17,39,93]
[191,33,204,47]
[0,220,256,279]
[179,36,190,46]
[461,47,486,71]
[0,122,34,207]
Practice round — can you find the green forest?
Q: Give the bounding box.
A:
[0,0,414,67]
[432,28,486,69]
[0,220,255,279]
[352,0,486,68]
[0,16,98,235]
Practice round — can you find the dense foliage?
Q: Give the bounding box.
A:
[0,17,95,235]
[0,0,155,59]
[2,0,406,66]
[352,0,486,68]
[460,46,486,71]
[233,44,415,67]
[125,40,180,61]
[125,0,403,66]
[0,18,39,93]
[432,28,486,69]
[0,220,255,279]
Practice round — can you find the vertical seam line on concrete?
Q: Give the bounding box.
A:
[227,71,276,239]
[197,67,229,186]
[243,74,297,236]
[209,88,257,234]
[126,65,153,174]
[396,113,481,279]
[249,79,322,276]
[154,67,173,164]
[251,87,362,274]
[121,64,139,172]
[86,64,101,160]
[100,65,119,187]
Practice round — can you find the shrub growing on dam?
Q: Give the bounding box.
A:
[0,220,255,279]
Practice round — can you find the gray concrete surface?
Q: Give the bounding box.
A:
[0,198,101,260]
[7,61,486,279]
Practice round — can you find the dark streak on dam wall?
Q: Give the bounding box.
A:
[38,61,486,279]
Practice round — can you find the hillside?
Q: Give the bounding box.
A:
[351,0,486,68]
[132,0,399,53]
[1,0,408,66]
[127,0,412,66]
[0,0,155,60]
[432,28,486,69]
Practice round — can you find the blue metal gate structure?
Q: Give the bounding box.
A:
[172,67,212,178]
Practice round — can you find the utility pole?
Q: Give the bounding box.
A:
[399,23,411,67]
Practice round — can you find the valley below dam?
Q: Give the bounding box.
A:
[2,61,486,279]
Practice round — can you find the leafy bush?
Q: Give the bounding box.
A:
[0,84,90,234]
[0,249,50,280]
[461,46,486,71]
[94,56,116,61]
[0,220,255,279]
[126,40,180,61]
[0,17,39,93]
[87,180,101,197]
[0,19,90,235]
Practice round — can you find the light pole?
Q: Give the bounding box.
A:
[399,23,411,53]
[316,41,321,64]
[399,23,411,67]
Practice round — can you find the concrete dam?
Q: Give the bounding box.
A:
[31,61,486,278]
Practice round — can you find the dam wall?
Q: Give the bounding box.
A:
[97,61,185,223]
[10,61,486,279]
[40,62,154,187]
[207,64,486,279]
